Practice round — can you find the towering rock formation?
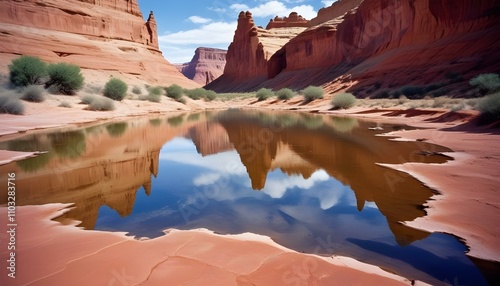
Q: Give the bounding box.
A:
[207,11,308,92]
[266,12,309,29]
[174,48,227,86]
[0,0,198,87]
[208,0,500,94]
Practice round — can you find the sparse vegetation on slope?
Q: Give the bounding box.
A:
[301,86,324,102]
[256,88,274,101]
[276,88,295,100]
[88,96,115,111]
[46,63,84,95]
[478,92,500,123]
[104,78,128,101]
[0,93,24,115]
[8,56,47,87]
[165,84,184,101]
[331,93,356,109]
[22,85,45,102]
[470,73,500,94]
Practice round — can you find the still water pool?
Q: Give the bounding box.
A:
[0,110,494,285]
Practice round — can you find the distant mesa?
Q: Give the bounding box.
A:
[174,47,227,86]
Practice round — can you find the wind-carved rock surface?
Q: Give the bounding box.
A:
[207,11,308,92]
[174,47,227,86]
[0,0,197,87]
[208,0,500,93]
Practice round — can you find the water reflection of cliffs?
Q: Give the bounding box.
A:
[215,111,451,245]
[0,115,203,229]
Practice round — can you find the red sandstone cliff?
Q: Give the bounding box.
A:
[208,0,500,94]
[0,0,198,87]
[207,11,308,92]
[174,47,227,86]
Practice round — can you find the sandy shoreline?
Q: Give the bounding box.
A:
[0,97,499,284]
[0,204,424,285]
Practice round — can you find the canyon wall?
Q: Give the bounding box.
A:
[0,0,198,87]
[208,0,500,94]
[174,48,227,86]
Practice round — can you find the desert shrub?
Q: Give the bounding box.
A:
[0,94,24,115]
[398,95,408,104]
[132,86,142,95]
[80,94,97,104]
[46,63,84,95]
[22,85,45,102]
[205,90,217,101]
[8,56,47,87]
[185,88,208,100]
[432,97,449,108]
[477,92,500,123]
[256,88,274,101]
[59,101,72,108]
[148,86,163,96]
[139,94,161,102]
[165,84,184,100]
[103,78,127,101]
[399,85,425,98]
[430,87,448,97]
[88,96,115,111]
[331,92,356,109]
[469,73,500,94]
[423,83,443,94]
[84,84,102,94]
[450,103,465,112]
[276,88,295,100]
[373,89,390,99]
[301,86,323,102]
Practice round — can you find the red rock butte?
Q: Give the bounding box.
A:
[174,47,227,86]
[0,0,198,87]
[207,0,500,94]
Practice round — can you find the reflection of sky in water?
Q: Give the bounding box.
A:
[95,138,487,286]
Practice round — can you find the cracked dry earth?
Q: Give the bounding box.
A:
[0,204,421,286]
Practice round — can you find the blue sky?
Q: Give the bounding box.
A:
[138,0,336,64]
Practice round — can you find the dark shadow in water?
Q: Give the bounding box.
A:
[347,238,488,285]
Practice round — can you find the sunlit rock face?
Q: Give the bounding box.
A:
[0,0,198,87]
[208,0,500,94]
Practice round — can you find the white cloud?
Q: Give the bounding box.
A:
[158,21,235,63]
[262,170,329,199]
[159,21,236,45]
[321,0,336,7]
[230,1,317,20]
[187,16,212,24]
[230,4,250,11]
[193,173,222,186]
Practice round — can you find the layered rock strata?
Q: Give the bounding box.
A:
[0,0,197,87]
[174,47,227,86]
